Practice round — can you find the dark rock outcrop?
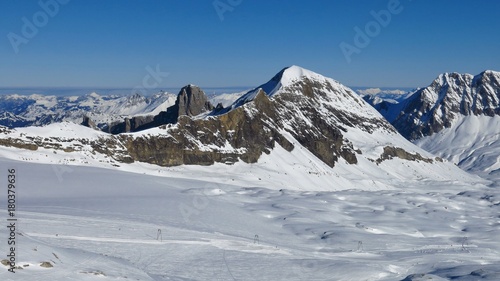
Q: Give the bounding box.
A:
[376,146,434,164]
[122,90,294,166]
[81,116,97,129]
[177,85,214,116]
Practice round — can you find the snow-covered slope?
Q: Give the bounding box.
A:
[208,90,246,108]
[0,156,498,280]
[0,121,483,193]
[415,115,500,182]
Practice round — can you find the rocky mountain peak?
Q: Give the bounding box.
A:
[81,115,97,129]
[176,85,213,116]
[127,93,147,103]
[433,72,473,90]
[474,70,500,90]
[229,66,371,119]
[382,70,500,140]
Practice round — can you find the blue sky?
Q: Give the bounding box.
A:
[1,0,499,90]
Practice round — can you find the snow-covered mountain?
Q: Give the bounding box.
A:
[0,66,480,190]
[387,71,500,140]
[366,70,500,181]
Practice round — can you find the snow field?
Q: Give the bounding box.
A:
[0,156,498,280]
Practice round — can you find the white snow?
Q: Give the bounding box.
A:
[209,91,246,108]
[356,88,407,96]
[0,154,498,280]
[14,121,106,139]
[278,65,329,87]
[415,115,500,182]
[230,65,382,123]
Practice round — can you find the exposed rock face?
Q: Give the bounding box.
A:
[122,90,294,166]
[388,71,500,140]
[39,262,53,268]
[376,146,434,164]
[107,85,214,134]
[0,137,38,151]
[177,85,213,116]
[81,116,97,129]
[265,78,358,167]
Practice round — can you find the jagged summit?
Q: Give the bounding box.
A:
[369,70,500,140]
[434,72,472,87]
[177,84,213,116]
[434,70,500,87]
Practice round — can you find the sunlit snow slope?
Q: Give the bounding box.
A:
[415,115,500,183]
[0,158,499,281]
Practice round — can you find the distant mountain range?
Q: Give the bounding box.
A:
[0,90,244,130]
[0,91,174,128]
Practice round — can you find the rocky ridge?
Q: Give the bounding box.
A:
[383,71,500,140]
